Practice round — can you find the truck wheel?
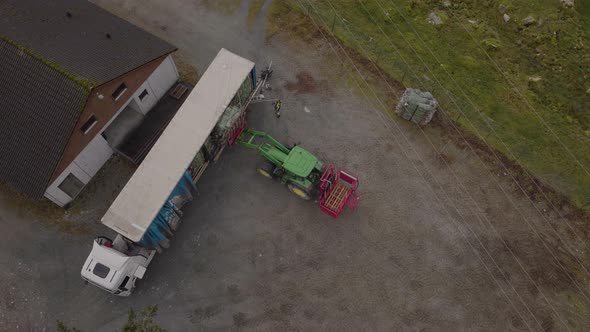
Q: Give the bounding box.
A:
[258,161,275,179]
[287,182,311,200]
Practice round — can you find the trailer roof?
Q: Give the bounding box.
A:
[102,48,255,241]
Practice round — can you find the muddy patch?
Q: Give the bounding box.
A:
[436,152,454,167]
[233,312,247,326]
[285,71,317,94]
[206,233,219,246]
[510,314,526,330]
[227,284,243,304]
[190,304,222,322]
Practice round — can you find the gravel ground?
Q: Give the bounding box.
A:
[1,0,589,330]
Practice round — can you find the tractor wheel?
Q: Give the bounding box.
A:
[258,161,275,179]
[287,182,311,200]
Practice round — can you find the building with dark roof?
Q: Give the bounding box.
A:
[0,0,179,206]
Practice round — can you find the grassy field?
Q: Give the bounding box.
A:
[269,0,590,210]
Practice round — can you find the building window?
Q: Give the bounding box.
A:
[80,115,97,134]
[139,89,149,101]
[58,173,85,198]
[112,83,127,101]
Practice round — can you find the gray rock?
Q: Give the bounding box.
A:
[427,12,443,26]
[396,88,438,125]
[522,16,536,26]
[586,87,590,94]
[528,76,542,82]
[561,0,575,8]
[442,0,452,8]
[503,14,511,22]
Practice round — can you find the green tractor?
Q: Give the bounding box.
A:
[237,128,323,200]
[236,127,361,217]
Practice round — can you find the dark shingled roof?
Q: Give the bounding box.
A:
[0,0,176,199]
[0,40,87,198]
[0,0,176,85]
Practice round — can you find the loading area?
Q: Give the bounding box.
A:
[115,82,193,165]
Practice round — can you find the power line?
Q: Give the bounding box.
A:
[295,0,541,329]
[306,0,590,327]
[310,0,585,326]
[371,0,590,302]
[442,5,590,182]
[322,1,573,328]
[378,0,590,263]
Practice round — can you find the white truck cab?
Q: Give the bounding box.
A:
[81,236,155,296]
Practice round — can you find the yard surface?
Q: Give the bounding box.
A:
[282,0,590,210]
[1,0,589,330]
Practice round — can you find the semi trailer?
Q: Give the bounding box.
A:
[81,49,257,295]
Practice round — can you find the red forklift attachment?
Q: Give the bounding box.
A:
[319,165,361,218]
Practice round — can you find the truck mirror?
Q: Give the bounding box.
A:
[134,265,147,279]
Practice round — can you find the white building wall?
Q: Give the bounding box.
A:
[146,55,179,100]
[74,135,114,176]
[44,55,179,207]
[45,134,113,206]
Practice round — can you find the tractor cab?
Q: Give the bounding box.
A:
[237,129,325,200]
[283,146,323,178]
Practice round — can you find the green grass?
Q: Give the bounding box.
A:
[274,0,590,210]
